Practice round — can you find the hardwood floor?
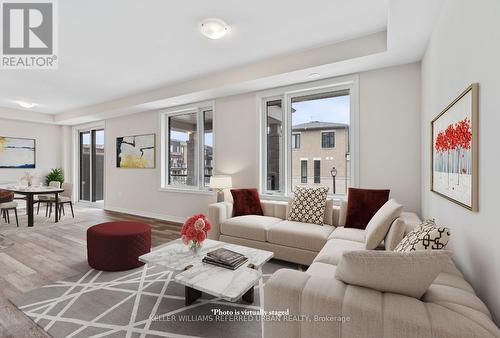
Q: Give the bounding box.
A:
[0,205,181,337]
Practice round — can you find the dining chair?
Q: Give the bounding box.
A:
[55,182,74,219]
[37,181,62,216]
[0,189,19,227]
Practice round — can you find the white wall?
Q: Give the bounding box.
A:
[102,62,421,220]
[0,118,62,186]
[421,0,500,323]
[359,63,421,212]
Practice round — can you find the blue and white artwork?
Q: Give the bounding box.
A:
[0,137,36,168]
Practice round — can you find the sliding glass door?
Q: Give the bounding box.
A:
[79,128,104,203]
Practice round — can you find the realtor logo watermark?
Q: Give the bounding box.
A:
[1,0,58,69]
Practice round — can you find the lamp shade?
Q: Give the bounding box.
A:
[209,176,232,189]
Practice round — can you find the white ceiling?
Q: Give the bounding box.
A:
[0,0,443,124]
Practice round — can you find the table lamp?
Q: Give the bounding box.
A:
[209,176,232,202]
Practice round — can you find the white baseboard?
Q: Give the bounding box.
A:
[104,205,186,224]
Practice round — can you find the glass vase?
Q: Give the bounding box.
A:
[189,241,203,256]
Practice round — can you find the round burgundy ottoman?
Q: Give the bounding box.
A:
[87,221,151,271]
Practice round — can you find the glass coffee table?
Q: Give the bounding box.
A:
[139,239,273,305]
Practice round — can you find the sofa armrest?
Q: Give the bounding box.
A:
[208,202,233,240]
[264,269,311,338]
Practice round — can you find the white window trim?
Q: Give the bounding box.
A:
[159,100,216,194]
[257,74,359,200]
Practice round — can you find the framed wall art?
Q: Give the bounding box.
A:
[0,136,36,168]
[116,134,156,169]
[431,83,478,211]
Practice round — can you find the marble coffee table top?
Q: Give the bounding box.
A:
[139,239,273,271]
[139,239,274,302]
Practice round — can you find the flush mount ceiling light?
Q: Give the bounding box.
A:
[17,101,37,109]
[200,18,230,40]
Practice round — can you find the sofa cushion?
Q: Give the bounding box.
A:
[261,200,288,219]
[230,188,264,216]
[384,218,406,251]
[220,215,282,242]
[287,185,328,225]
[267,220,334,251]
[345,188,390,229]
[365,199,403,250]
[328,227,365,243]
[424,284,492,316]
[314,238,365,265]
[395,219,450,252]
[306,262,337,278]
[335,250,453,298]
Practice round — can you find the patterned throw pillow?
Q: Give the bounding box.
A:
[288,186,329,225]
[394,219,450,252]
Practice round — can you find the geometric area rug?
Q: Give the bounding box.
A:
[10,260,302,338]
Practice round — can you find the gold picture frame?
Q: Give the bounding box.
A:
[431,83,478,211]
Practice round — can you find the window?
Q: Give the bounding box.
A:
[161,104,214,190]
[301,160,307,183]
[314,160,321,183]
[321,131,335,148]
[292,133,301,149]
[260,76,357,197]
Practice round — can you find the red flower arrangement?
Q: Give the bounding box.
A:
[181,214,212,251]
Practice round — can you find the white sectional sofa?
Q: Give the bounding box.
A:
[208,199,500,338]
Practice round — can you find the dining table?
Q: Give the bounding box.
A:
[1,186,64,227]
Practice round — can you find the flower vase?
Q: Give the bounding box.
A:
[189,241,203,256]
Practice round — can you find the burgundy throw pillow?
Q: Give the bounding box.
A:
[0,190,14,203]
[231,188,264,217]
[344,188,390,229]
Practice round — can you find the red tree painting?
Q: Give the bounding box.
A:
[434,117,472,187]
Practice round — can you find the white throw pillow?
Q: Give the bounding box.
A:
[364,199,403,250]
[335,250,453,298]
[287,186,329,225]
[394,219,450,252]
[384,218,406,251]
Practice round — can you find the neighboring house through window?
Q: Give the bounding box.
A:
[259,76,358,196]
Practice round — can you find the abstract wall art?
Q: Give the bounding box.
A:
[0,136,36,168]
[116,134,155,169]
[431,84,478,211]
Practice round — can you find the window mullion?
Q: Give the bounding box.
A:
[284,93,291,196]
[197,109,203,190]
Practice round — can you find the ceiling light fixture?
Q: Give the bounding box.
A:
[200,18,230,40]
[17,101,37,109]
[308,73,321,79]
